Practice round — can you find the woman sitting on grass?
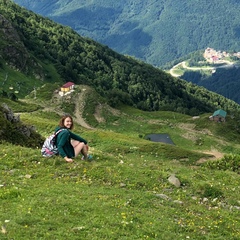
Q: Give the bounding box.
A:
[55,114,91,163]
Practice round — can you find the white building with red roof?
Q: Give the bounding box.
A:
[59,82,75,96]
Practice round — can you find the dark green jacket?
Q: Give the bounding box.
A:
[55,126,87,158]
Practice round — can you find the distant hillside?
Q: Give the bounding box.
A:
[182,66,240,104]
[167,48,240,104]
[0,1,239,116]
[12,0,240,67]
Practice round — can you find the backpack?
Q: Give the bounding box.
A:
[41,129,66,157]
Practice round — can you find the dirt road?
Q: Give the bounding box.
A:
[169,60,235,77]
[74,87,93,129]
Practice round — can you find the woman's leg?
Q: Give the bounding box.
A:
[81,145,88,159]
[71,140,88,159]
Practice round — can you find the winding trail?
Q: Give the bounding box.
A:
[73,86,94,129]
[169,60,235,77]
[23,85,95,129]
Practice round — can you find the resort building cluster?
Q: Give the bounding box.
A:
[204,47,240,63]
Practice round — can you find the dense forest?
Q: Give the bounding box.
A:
[13,0,240,67]
[182,67,240,104]
[0,0,239,116]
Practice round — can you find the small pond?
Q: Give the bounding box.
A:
[144,133,175,145]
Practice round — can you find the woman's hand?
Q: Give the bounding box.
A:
[64,157,73,163]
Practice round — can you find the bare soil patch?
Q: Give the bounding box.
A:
[196,149,224,164]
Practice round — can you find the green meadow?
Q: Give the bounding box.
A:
[0,88,240,239]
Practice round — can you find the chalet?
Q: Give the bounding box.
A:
[209,109,227,122]
[211,56,219,63]
[61,82,75,93]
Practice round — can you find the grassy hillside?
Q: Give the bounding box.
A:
[1,2,239,239]
[13,0,240,66]
[0,87,240,239]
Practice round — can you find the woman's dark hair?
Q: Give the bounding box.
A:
[59,114,74,130]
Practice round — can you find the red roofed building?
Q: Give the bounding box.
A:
[61,82,75,93]
[211,56,219,62]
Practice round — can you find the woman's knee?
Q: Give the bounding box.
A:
[71,140,79,148]
[77,142,85,149]
[74,142,85,156]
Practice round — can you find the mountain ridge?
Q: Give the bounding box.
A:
[1,3,240,238]
[12,0,240,66]
[0,0,239,116]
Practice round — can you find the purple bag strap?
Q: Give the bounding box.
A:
[54,128,67,136]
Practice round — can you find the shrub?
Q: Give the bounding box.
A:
[204,154,240,173]
[195,183,224,199]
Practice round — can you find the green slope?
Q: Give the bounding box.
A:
[0,4,239,239]
[0,87,240,239]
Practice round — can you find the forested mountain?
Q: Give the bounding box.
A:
[182,66,240,104]
[0,0,239,116]
[12,0,240,67]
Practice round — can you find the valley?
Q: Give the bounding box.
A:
[0,3,240,239]
[11,0,240,66]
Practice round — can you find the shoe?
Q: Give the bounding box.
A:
[87,154,93,160]
[81,154,93,160]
